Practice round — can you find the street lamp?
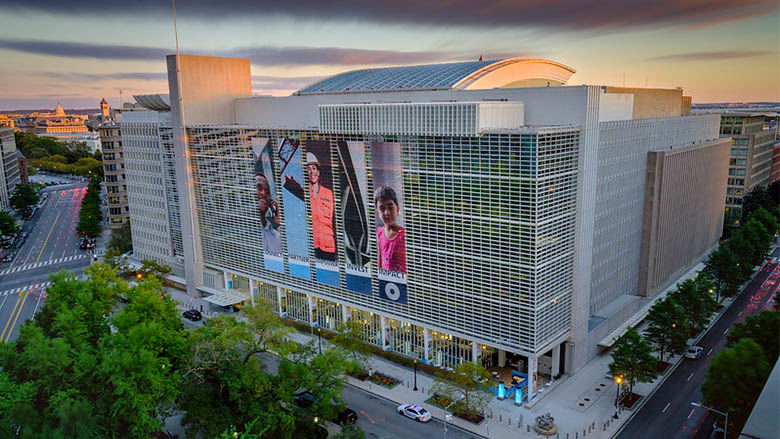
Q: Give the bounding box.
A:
[413,359,418,391]
[443,395,464,439]
[691,402,727,439]
[614,375,623,409]
[317,327,322,354]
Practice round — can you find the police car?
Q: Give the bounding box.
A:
[397,404,431,422]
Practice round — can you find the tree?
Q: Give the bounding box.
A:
[726,310,779,363]
[609,328,657,396]
[431,362,492,416]
[10,183,39,218]
[644,297,688,363]
[137,259,172,281]
[670,277,719,335]
[0,211,19,236]
[740,185,772,223]
[104,248,132,275]
[108,220,132,254]
[704,245,743,301]
[76,178,103,239]
[331,320,372,376]
[702,339,771,435]
[331,423,366,439]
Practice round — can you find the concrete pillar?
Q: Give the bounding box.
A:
[472,341,479,364]
[342,304,351,323]
[248,279,256,305]
[528,355,538,400]
[552,345,561,378]
[223,271,231,291]
[498,349,507,367]
[309,295,317,327]
[424,328,431,364]
[380,316,388,350]
[276,286,284,314]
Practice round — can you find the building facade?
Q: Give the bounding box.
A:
[99,123,128,227]
[720,113,775,222]
[126,55,727,399]
[0,126,21,209]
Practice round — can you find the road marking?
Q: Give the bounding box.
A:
[687,408,695,419]
[738,311,743,316]
[687,373,694,382]
[723,328,729,334]
[359,410,376,424]
[0,289,25,342]
[662,402,671,413]
[5,289,31,342]
[707,348,713,356]
[36,209,61,263]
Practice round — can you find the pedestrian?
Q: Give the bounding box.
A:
[200,304,203,313]
[369,368,373,377]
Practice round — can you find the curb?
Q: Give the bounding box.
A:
[344,381,490,439]
[610,263,767,439]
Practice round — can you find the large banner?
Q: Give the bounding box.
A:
[305,140,339,287]
[371,142,408,304]
[278,138,311,280]
[338,141,371,295]
[252,138,283,273]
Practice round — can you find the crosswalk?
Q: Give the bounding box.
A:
[0,254,89,276]
[0,281,52,297]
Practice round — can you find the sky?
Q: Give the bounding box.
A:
[0,0,777,111]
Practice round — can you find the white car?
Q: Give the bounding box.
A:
[686,346,704,359]
[398,404,432,422]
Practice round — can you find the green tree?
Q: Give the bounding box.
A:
[331,320,372,376]
[726,310,779,363]
[704,245,743,301]
[104,248,132,275]
[431,362,492,416]
[76,178,103,239]
[137,259,172,281]
[702,339,771,436]
[26,146,50,159]
[740,185,773,223]
[331,423,366,439]
[10,183,39,218]
[670,277,719,335]
[0,211,20,236]
[608,328,657,396]
[108,220,132,253]
[644,297,689,363]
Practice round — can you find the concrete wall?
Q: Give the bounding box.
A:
[603,86,683,119]
[637,138,731,297]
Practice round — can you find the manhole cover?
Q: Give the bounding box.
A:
[584,398,590,402]
[579,403,585,406]
[595,388,601,391]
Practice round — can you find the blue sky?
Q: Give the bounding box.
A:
[0,0,777,110]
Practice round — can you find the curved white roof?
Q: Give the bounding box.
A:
[297,57,575,95]
[133,94,171,111]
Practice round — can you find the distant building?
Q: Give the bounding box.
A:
[15,103,88,135]
[0,125,21,209]
[719,113,775,222]
[16,151,28,184]
[100,98,110,120]
[771,143,780,183]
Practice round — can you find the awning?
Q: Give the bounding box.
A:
[202,290,250,307]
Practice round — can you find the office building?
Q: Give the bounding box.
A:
[719,113,775,222]
[126,55,729,399]
[0,125,21,209]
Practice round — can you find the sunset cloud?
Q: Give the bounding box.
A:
[648,50,777,62]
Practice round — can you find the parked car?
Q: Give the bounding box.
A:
[398,404,431,422]
[182,309,202,321]
[2,251,16,262]
[13,238,24,249]
[686,346,704,359]
[335,407,358,425]
[293,391,316,408]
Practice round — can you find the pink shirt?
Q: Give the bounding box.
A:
[377,227,406,273]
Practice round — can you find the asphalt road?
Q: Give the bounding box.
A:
[0,182,91,343]
[616,255,780,439]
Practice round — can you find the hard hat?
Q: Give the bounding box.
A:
[306,152,319,166]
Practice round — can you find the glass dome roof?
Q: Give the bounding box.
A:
[298,59,500,94]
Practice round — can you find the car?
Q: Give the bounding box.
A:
[293,391,316,408]
[398,404,431,422]
[13,238,24,249]
[2,252,16,262]
[335,407,358,425]
[182,309,202,321]
[686,346,704,359]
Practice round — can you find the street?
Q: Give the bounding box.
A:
[616,255,780,439]
[0,182,91,343]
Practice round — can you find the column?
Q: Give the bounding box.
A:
[342,304,351,323]
[308,295,317,327]
[472,341,479,364]
[424,328,431,364]
[380,316,388,350]
[528,355,538,400]
[498,349,506,367]
[248,279,256,306]
[276,286,284,315]
[552,345,561,379]
[222,271,231,291]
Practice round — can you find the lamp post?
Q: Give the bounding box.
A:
[614,375,623,408]
[317,327,322,354]
[413,359,418,391]
[443,395,464,439]
[691,402,727,439]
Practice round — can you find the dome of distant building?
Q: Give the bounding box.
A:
[297,57,576,95]
[54,103,66,116]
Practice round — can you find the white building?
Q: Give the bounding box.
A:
[125,55,730,400]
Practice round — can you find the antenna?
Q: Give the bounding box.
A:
[172,0,180,55]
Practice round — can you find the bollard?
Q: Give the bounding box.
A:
[508,418,511,426]
[592,422,595,429]
[499,414,502,422]
[575,432,578,439]
[527,425,531,432]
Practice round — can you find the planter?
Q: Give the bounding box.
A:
[424,395,451,409]
[347,371,369,381]
[368,373,399,388]
[454,411,485,425]
[620,392,642,410]
[656,361,672,374]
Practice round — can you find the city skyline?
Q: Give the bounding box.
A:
[0,0,778,110]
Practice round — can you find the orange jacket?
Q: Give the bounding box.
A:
[310,184,336,253]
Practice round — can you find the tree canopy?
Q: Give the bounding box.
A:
[107,220,132,254]
[726,310,779,364]
[0,211,20,236]
[609,327,657,395]
[644,297,688,363]
[431,362,492,416]
[10,183,40,218]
